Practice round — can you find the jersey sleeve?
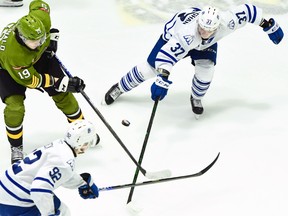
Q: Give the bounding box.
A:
[30,164,72,215]
[229,4,263,27]
[61,173,86,189]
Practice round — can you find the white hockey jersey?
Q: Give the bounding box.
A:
[156,4,263,72]
[0,139,86,215]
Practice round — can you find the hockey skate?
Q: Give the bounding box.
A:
[103,83,123,105]
[190,95,204,119]
[11,146,24,164]
[0,0,23,7]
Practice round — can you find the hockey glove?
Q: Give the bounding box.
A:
[78,173,99,199]
[54,76,86,93]
[46,28,60,58]
[262,18,283,45]
[151,74,172,101]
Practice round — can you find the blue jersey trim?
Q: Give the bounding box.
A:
[159,49,178,63]
[31,188,53,194]
[34,177,54,187]
[6,170,30,194]
[0,180,33,203]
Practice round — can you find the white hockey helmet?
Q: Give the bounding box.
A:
[198,6,221,32]
[65,120,98,151]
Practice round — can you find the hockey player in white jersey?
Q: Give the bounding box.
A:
[104,4,284,118]
[0,120,100,216]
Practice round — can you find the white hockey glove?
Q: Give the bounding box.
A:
[46,28,60,58]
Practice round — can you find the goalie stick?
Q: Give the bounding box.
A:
[99,152,220,191]
[55,55,171,180]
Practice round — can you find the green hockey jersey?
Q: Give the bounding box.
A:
[0,0,52,88]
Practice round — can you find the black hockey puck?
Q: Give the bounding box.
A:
[122,119,130,127]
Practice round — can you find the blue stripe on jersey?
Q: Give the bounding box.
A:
[6,170,30,194]
[0,180,33,203]
[245,4,252,22]
[245,4,257,24]
[31,188,52,194]
[251,5,257,23]
[155,58,174,65]
[159,49,178,63]
[163,14,177,40]
[34,177,54,187]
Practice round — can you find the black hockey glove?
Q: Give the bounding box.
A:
[78,173,99,199]
[46,28,60,58]
[67,76,86,92]
[54,76,86,93]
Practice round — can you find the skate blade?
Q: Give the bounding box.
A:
[194,114,201,120]
[101,98,107,105]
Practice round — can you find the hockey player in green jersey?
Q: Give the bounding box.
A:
[0,0,86,164]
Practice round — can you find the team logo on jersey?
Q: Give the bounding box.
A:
[183,35,194,45]
[228,20,235,30]
[67,159,75,171]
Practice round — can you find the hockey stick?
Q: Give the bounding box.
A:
[99,152,220,191]
[55,56,170,180]
[127,99,162,204]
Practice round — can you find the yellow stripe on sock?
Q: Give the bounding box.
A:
[67,114,84,123]
[6,131,23,139]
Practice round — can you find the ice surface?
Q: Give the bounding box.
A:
[0,1,288,215]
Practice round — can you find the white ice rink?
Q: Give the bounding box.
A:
[1,0,288,215]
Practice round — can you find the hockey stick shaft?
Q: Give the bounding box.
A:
[54,56,149,176]
[99,152,220,191]
[127,99,159,203]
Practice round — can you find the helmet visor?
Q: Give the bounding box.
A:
[20,33,46,49]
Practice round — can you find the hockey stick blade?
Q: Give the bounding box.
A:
[145,169,172,179]
[99,152,220,191]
